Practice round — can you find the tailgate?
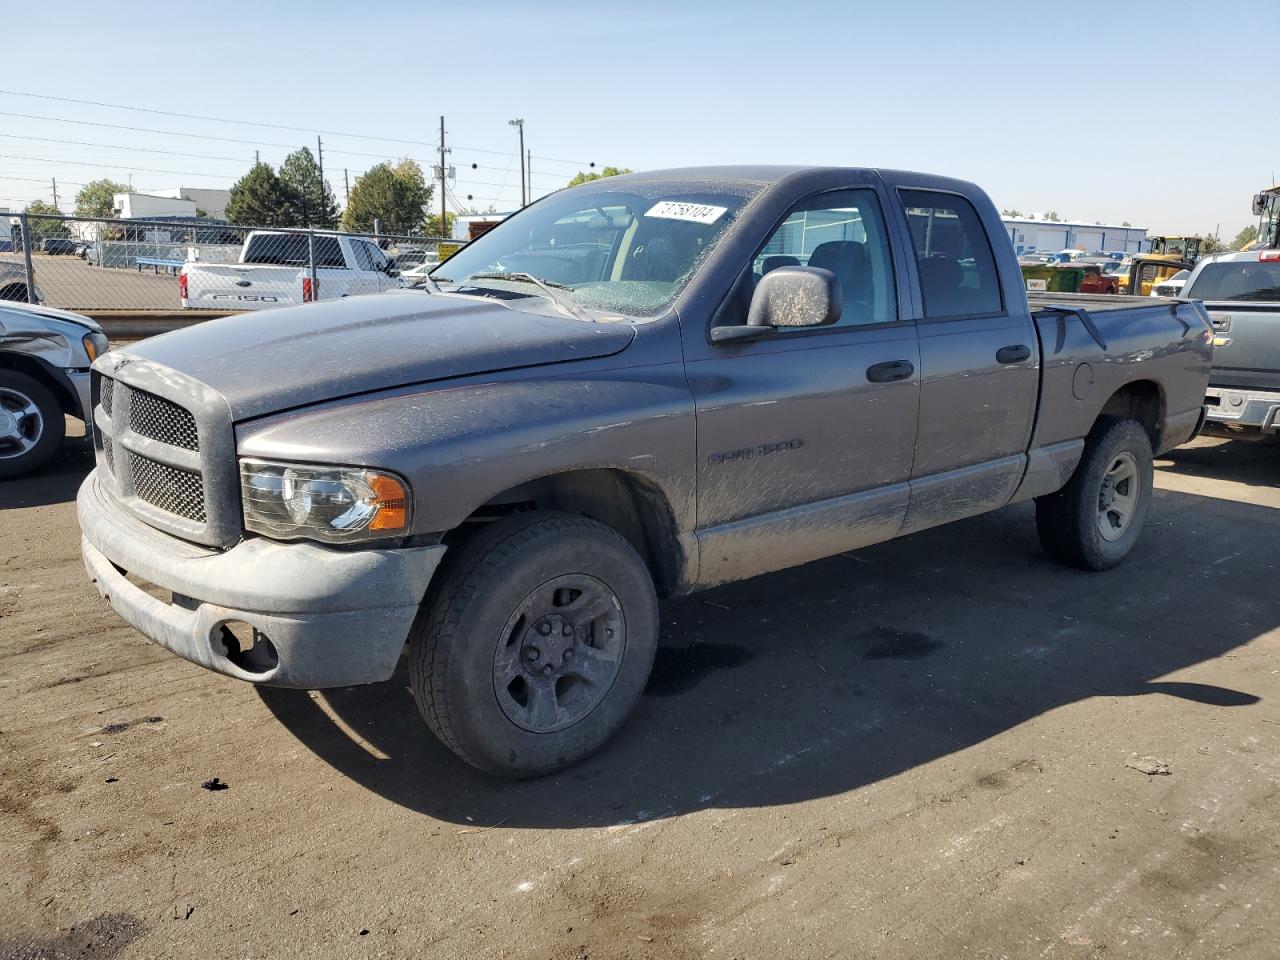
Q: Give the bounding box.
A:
[183,265,302,310]
[1206,303,1280,391]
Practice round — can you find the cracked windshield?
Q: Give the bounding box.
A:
[432,181,761,317]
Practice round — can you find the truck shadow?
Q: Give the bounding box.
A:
[1156,434,1280,489]
[259,486,1271,829]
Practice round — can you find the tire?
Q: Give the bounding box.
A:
[409,512,659,778]
[0,370,64,479]
[1035,416,1154,571]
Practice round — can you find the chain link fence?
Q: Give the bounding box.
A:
[0,212,453,314]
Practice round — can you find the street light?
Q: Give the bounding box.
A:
[508,118,526,206]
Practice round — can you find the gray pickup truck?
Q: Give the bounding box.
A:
[77,166,1212,777]
[1181,248,1280,435]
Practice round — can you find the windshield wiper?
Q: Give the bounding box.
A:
[464,272,593,322]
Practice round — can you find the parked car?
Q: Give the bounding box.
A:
[0,261,39,304]
[41,238,77,255]
[179,231,400,310]
[1151,269,1190,297]
[78,166,1212,777]
[1,300,108,477]
[1182,249,1280,436]
[397,261,441,287]
[391,248,437,273]
[1075,262,1121,294]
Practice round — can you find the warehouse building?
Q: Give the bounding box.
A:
[1002,217,1148,255]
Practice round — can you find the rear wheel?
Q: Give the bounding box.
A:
[0,370,64,478]
[409,512,659,778]
[1035,417,1154,570]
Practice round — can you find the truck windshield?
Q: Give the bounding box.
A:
[431,179,763,318]
[1186,261,1280,302]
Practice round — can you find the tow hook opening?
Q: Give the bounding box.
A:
[214,620,279,675]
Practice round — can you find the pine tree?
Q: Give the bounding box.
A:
[225,162,293,226]
[279,147,338,228]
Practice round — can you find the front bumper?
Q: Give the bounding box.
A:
[1204,386,1280,433]
[78,471,445,688]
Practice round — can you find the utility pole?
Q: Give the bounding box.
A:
[50,178,59,211]
[315,135,326,226]
[526,150,531,204]
[255,149,260,165]
[509,118,525,206]
[343,168,350,206]
[439,115,448,239]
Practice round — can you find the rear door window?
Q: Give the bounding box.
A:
[898,190,1003,319]
[350,240,374,271]
[1186,261,1280,302]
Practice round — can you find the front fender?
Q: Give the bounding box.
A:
[235,364,698,538]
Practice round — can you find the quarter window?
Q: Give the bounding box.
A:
[898,190,1003,318]
[753,189,897,328]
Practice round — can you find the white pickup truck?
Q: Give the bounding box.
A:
[180,231,400,310]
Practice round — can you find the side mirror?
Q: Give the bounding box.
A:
[710,266,842,344]
[1253,194,1266,216]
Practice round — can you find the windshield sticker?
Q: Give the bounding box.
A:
[644,201,728,225]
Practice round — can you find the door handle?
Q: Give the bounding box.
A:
[866,360,914,383]
[996,344,1031,364]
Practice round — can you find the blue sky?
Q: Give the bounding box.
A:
[0,0,1273,236]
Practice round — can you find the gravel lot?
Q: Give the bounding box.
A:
[1,429,1278,959]
[0,254,183,311]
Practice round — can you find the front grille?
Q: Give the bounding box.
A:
[100,376,114,415]
[102,436,114,475]
[128,452,206,523]
[128,388,199,451]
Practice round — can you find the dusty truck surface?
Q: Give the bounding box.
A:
[78,166,1212,777]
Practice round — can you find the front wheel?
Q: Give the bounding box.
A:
[409,512,659,778]
[0,370,64,479]
[1035,417,1154,571]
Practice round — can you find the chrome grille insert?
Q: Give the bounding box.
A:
[128,451,207,523]
[102,436,114,476]
[128,389,199,451]
[100,376,114,416]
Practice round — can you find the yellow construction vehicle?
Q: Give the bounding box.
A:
[1115,235,1200,296]
[1252,186,1279,249]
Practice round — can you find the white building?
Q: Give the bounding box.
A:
[1002,217,1149,255]
[149,187,232,220]
[112,192,198,220]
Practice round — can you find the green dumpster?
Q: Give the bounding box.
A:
[1021,264,1086,293]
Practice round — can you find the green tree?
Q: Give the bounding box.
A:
[341,159,433,234]
[74,179,127,219]
[1000,208,1022,218]
[1044,211,1061,222]
[1232,224,1259,250]
[424,211,456,238]
[279,147,338,228]
[1121,221,1132,227]
[1201,233,1225,255]
[23,200,69,240]
[225,161,294,226]
[567,166,632,187]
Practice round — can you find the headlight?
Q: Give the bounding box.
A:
[239,459,410,543]
[82,331,110,362]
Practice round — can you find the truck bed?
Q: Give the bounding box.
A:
[1027,291,1181,313]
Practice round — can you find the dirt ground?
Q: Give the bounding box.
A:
[2,427,1278,960]
[0,253,182,311]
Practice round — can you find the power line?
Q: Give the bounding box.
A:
[0,130,250,163]
[0,88,439,148]
[0,152,235,181]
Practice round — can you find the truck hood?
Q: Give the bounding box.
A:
[128,291,635,420]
